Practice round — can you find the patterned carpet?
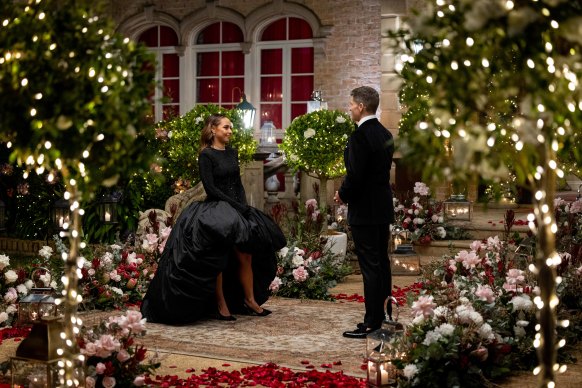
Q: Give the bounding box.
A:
[82,297,412,378]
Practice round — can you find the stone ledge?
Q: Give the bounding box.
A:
[0,237,55,257]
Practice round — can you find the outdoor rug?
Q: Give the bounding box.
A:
[81,297,413,378]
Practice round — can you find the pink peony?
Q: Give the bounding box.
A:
[470,240,482,252]
[474,284,495,303]
[411,295,436,318]
[454,250,469,263]
[123,310,147,332]
[95,335,120,358]
[292,266,309,282]
[506,268,525,285]
[462,251,481,269]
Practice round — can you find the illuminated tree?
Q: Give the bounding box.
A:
[0,0,155,385]
[391,0,582,386]
[280,109,354,212]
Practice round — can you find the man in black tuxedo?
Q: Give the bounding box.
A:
[334,86,395,339]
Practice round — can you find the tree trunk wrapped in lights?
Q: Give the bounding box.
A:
[0,0,155,385]
[390,0,582,386]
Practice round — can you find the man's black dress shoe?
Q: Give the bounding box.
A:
[342,325,378,339]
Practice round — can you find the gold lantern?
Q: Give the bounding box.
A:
[11,317,64,388]
[366,318,405,387]
[17,269,61,326]
[443,194,472,221]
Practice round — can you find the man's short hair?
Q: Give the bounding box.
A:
[350,86,379,114]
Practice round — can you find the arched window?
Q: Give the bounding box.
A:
[194,22,245,109]
[138,25,180,121]
[258,17,313,129]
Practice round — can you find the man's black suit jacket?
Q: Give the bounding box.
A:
[338,118,395,226]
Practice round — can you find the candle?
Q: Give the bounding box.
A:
[104,211,111,222]
[380,364,390,385]
[30,311,38,321]
[394,236,401,250]
[58,217,63,227]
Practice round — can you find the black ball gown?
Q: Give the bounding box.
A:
[141,146,286,324]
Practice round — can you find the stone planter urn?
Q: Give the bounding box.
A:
[322,230,348,260]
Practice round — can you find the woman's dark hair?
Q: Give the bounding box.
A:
[199,114,227,154]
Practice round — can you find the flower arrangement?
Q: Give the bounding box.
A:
[394,236,581,387]
[393,182,448,244]
[554,197,582,265]
[270,241,352,301]
[78,310,160,387]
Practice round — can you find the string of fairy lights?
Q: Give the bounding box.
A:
[394,0,581,386]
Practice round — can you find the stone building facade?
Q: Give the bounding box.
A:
[105,0,421,203]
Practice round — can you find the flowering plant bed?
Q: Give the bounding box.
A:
[394,236,581,387]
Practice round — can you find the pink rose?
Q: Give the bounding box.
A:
[506,268,525,285]
[292,266,309,282]
[95,362,106,375]
[454,250,469,263]
[81,342,97,357]
[411,295,436,318]
[470,240,482,252]
[133,376,146,386]
[305,198,318,208]
[102,376,116,388]
[117,349,130,363]
[96,335,120,358]
[269,277,282,292]
[462,252,481,269]
[123,310,146,332]
[85,376,96,388]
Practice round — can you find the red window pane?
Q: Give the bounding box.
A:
[222,22,244,43]
[289,17,312,40]
[197,79,219,103]
[221,51,244,76]
[163,53,179,77]
[261,49,282,74]
[291,47,314,73]
[163,79,180,103]
[260,104,282,129]
[291,103,307,120]
[197,22,221,44]
[221,78,245,104]
[261,18,286,41]
[261,77,282,102]
[163,105,179,120]
[197,52,219,76]
[159,26,179,46]
[291,76,313,101]
[138,26,158,47]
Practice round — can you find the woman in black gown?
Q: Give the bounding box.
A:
[141,114,286,324]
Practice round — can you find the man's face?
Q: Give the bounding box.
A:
[349,96,363,123]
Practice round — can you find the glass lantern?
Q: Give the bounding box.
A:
[366,319,405,387]
[235,93,256,130]
[97,190,123,224]
[391,225,414,254]
[443,194,472,221]
[17,269,61,326]
[11,318,64,388]
[51,197,71,231]
[307,90,328,113]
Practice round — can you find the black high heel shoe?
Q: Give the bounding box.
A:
[242,303,272,317]
[215,312,237,321]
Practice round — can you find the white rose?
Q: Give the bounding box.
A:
[6,304,17,314]
[4,270,18,283]
[292,255,305,267]
[0,254,10,270]
[335,115,346,123]
[0,312,8,323]
[303,128,316,139]
[278,247,289,258]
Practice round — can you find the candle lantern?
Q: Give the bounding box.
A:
[17,268,61,326]
[443,194,472,221]
[97,190,123,224]
[366,318,405,387]
[307,90,328,113]
[51,197,71,230]
[391,225,414,254]
[11,317,64,388]
[390,225,420,275]
[235,92,256,130]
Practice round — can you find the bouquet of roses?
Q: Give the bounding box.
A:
[393,182,446,244]
[78,310,159,387]
[269,242,351,301]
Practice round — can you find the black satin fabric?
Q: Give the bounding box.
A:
[141,200,286,324]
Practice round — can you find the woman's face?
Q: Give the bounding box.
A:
[213,118,233,146]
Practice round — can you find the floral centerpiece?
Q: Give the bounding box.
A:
[393,182,448,244]
[78,310,160,387]
[395,236,581,387]
[280,109,354,212]
[269,199,352,300]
